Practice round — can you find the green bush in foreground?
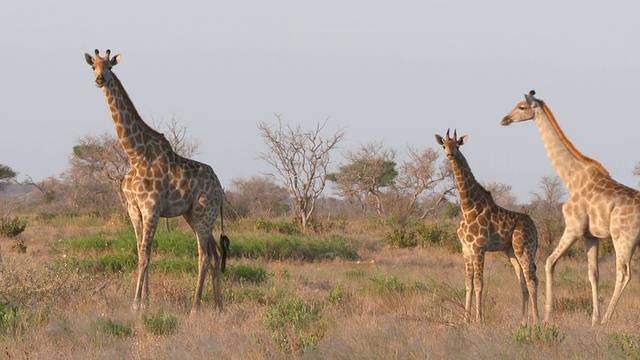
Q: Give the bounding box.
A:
[93,317,132,337]
[142,309,178,336]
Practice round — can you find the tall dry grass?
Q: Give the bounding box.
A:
[1,215,640,359]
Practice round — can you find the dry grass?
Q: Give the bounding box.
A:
[2,216,640,359]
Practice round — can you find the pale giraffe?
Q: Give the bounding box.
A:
[502,90,640,325]
[84,49,229,313]
[435,130,540,324]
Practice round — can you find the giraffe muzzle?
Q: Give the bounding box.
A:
[501,116,513,126]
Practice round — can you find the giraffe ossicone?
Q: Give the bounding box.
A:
[85,49,229,313]
[502,90,640,325]
[435,129,540,324]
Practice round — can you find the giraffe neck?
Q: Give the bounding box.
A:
[532,103,609,189]
[449,151,493,212]
[102,72,170,162]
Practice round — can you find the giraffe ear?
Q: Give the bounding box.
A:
[524,94,540,108]
[84,53,94,66]
[110,54,121,67]
[457,135,468,146]
[435,134,445,145]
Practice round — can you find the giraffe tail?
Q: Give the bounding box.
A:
[219,199,230,273]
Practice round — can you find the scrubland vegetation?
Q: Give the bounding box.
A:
[1,212,640,359]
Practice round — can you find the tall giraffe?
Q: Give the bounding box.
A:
[84,49,229,313]
[502,90,640,325]
[436,130,540,324]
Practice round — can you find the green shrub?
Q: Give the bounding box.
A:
[384,228,417,248]
[152,258,197,274]
[11,238,27,253]
[263,298,323,355]
[385,222,460,253]
[94,317,132,337]
[512,323,565,345]
[364,274,405,296]
[141,309,178,336]
[229,263,269,284]
[231,234,359,261]
[608,331,640,358]
[254,218,301,235]
[0,216,27,238]
[0,302,49,336]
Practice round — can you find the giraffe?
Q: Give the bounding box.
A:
[502,90,640,325]
[435,130,540,324]
[84,49,230,313]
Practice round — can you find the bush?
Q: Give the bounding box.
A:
[385,222,460,253]
[231,234,359,261]
[608,331,640,358]
[142,309,178,336]
[0,216,27,238]
[262,297,323,355]
[229,263,269,284]
[94,317,132,337]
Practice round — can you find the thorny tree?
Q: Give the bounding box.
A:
[395,146,455,220]
[330,141,398,217]
[258,116,344,231]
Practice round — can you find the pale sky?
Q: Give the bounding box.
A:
[2,1,640,202]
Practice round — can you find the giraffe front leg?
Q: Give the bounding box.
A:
[461,246,474,323]
[134,213,159,311]
[127,203,144,311]
[473,252,485,323]
[544,230,581,323]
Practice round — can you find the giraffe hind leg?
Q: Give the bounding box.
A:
[601,243,634,324]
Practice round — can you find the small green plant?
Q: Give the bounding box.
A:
[141,309,178,336]
[94,317,132,337]
[0,302,49,336]
[364,274,405,296]
[326,283,349,304]
[384,228,417,248]
[229,263,269,284]
[608,331,640,358]
[0,216,27,238]
[512,323,566,345]
[11,238,27,253]
[262,298,323,355]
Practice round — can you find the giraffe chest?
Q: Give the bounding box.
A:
[459,210,520,251]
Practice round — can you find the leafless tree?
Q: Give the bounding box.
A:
[227,175,290,219]
[395,146,455,219]
[482,181,518,210]
[529,175,567,249]
[258,115,344,231]
[152,115,200,159]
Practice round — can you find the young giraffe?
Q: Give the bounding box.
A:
[435,130,540,324]
[502,90,640,325]
[84,49,229,313]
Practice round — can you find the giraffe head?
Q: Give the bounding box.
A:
[501,90,542,126]
[435,129,467,159]
[84,49,121,88]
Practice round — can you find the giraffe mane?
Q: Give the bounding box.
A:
[110,72,173,148]
[540,102,610,177]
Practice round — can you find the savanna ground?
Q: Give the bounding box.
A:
[2,214,640,360]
